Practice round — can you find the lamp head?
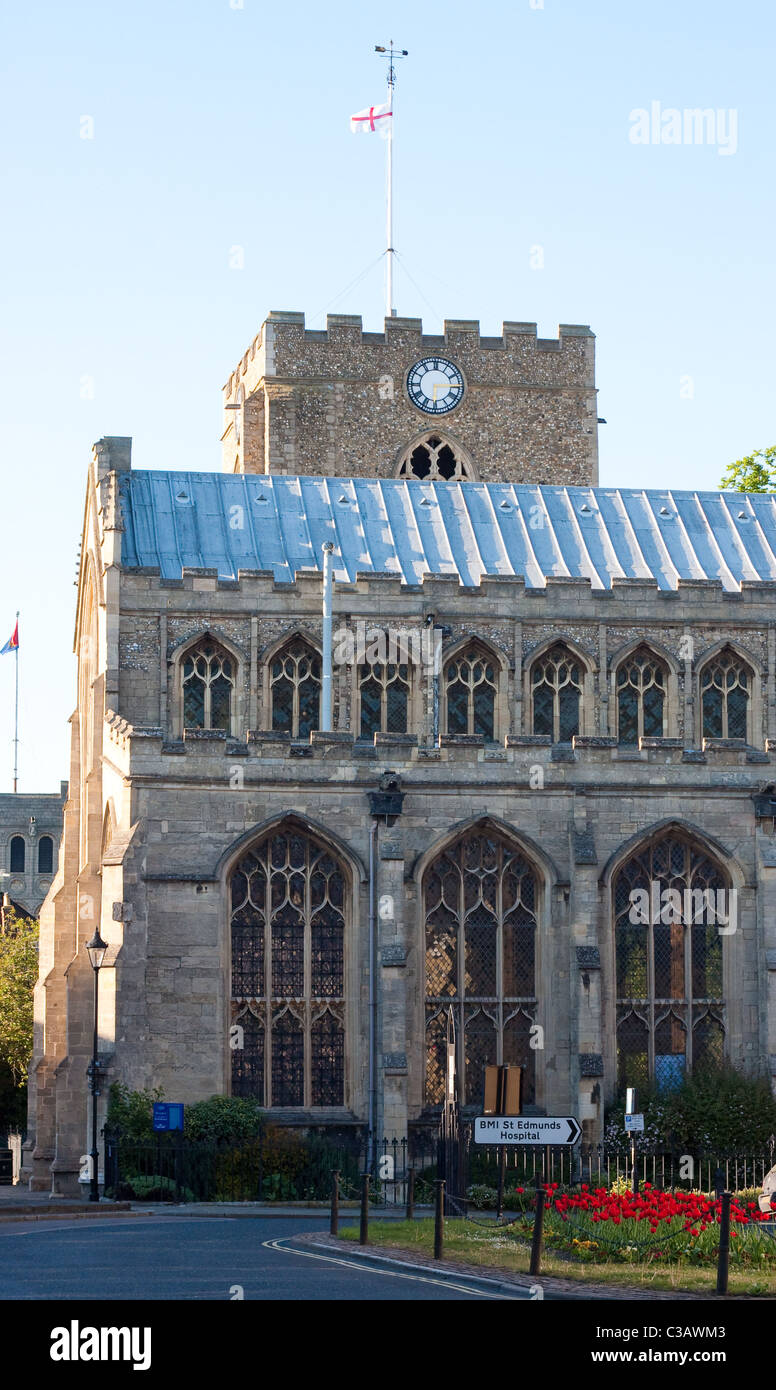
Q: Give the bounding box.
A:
[86,929,108,971]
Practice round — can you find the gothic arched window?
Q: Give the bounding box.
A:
[358,661,410,738]
[397,435,471,481]
[270,637,321,737]
[616,647,666,744]
[531,644,582,742]
[423,828,538,1108]
[38,836,54,874]
[613,831,726,1091]
[700,650,750,740]
[182,638,234,732]
[230,825,346,1108]
[444,646,497,739]
[9,836,25,873]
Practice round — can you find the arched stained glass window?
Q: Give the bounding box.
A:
[230,826,346,1108]
[182,638,234,732]
[613,831,726,1090]
[270,638,321,737]
[444,647,497,739]
[359,662,410,738]
[531,644,583,743]
[423,828,538,1108]
[9,837,25,873]
[616,648,666,744]
[700,650,750,740]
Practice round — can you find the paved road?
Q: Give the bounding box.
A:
[0,1215,524,1300]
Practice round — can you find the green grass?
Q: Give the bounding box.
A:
[340,1217,776,1297]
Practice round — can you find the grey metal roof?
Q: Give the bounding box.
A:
[118,471,776,590]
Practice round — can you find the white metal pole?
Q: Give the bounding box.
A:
[386,73,394,318]
[321,543,334,730]
[13,611,19,793]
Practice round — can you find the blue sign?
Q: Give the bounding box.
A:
[152,1102,184,1132]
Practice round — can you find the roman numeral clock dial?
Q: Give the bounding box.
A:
[406,356,465,415]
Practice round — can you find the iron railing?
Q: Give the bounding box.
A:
[102,1124,775,1205]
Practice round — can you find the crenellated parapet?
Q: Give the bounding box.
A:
[220,310,599,484]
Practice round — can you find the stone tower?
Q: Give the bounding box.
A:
[221,312,598,485]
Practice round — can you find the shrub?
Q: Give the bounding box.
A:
[184,1095,265,1144]
[604,1066,776,1156]
[105,1082,164,1139]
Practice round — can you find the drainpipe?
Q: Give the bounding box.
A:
[321,542,334,730]
[367,817,378,1170]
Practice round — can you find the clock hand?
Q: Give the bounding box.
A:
[431,382,463,401]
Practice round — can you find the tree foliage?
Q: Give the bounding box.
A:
[720,445,776,493]
[0,909,38,1086]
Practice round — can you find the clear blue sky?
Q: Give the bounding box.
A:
[1,0,774,791]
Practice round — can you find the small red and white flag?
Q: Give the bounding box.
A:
[350,101,392,139]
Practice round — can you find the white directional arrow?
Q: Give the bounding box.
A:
[474,1116,582,1146]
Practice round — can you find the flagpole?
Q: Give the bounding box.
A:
[13,610,19,793]
[375,42,407,319]
[386,68,394,319]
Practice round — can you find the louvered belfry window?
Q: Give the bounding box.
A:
[423,830,538,1109]
[397,435,470,480]
[182,639,234,732]
[231,826,345,1107]
[613,831,726,1092]
[700,650,749,740]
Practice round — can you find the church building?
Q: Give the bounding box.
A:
[24,310,776,1194]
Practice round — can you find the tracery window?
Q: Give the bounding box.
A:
[700,650,750,740]
[270,638,321,737]
[616,648,666,744]
[230,825,345,1107]
[358,662,410,738]
[397,435,471,481]
[444,646,497,739]
[424,829,538,1109]
[182,639,234,732]
[9,836,25,873]
[531,644,582,742]
[38,836,54,874]
[613,831,726,1091]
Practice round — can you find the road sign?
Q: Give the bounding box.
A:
[474,1115,581,1146]
[624,1112,644,1133]
[483,1064,522,1116]
[153,1102,184,1132]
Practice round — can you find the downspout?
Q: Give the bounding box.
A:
[367,816,378,1170]
[321,541,334,730]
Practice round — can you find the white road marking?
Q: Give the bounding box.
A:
[263,1236,521,1298]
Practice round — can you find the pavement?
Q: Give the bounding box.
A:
[0,1213,518,1300]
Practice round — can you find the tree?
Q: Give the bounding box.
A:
[720,445,776,493]
[0,909,39,1087]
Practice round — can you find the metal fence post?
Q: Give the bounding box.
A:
[716,1191,731,1296]
[330,1169,340,1236]
[434,1179,445,1259]
[530,1186,546,1277]
[406,1167,415,1221]
[359,1172,370,1245]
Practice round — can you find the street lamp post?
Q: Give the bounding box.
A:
[85,928,108,1202]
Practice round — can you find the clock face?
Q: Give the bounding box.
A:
[406,357,465,415]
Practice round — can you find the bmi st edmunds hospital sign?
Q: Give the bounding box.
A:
[474,1115,582,1145]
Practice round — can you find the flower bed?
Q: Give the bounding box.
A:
[542,1181,776,1266]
